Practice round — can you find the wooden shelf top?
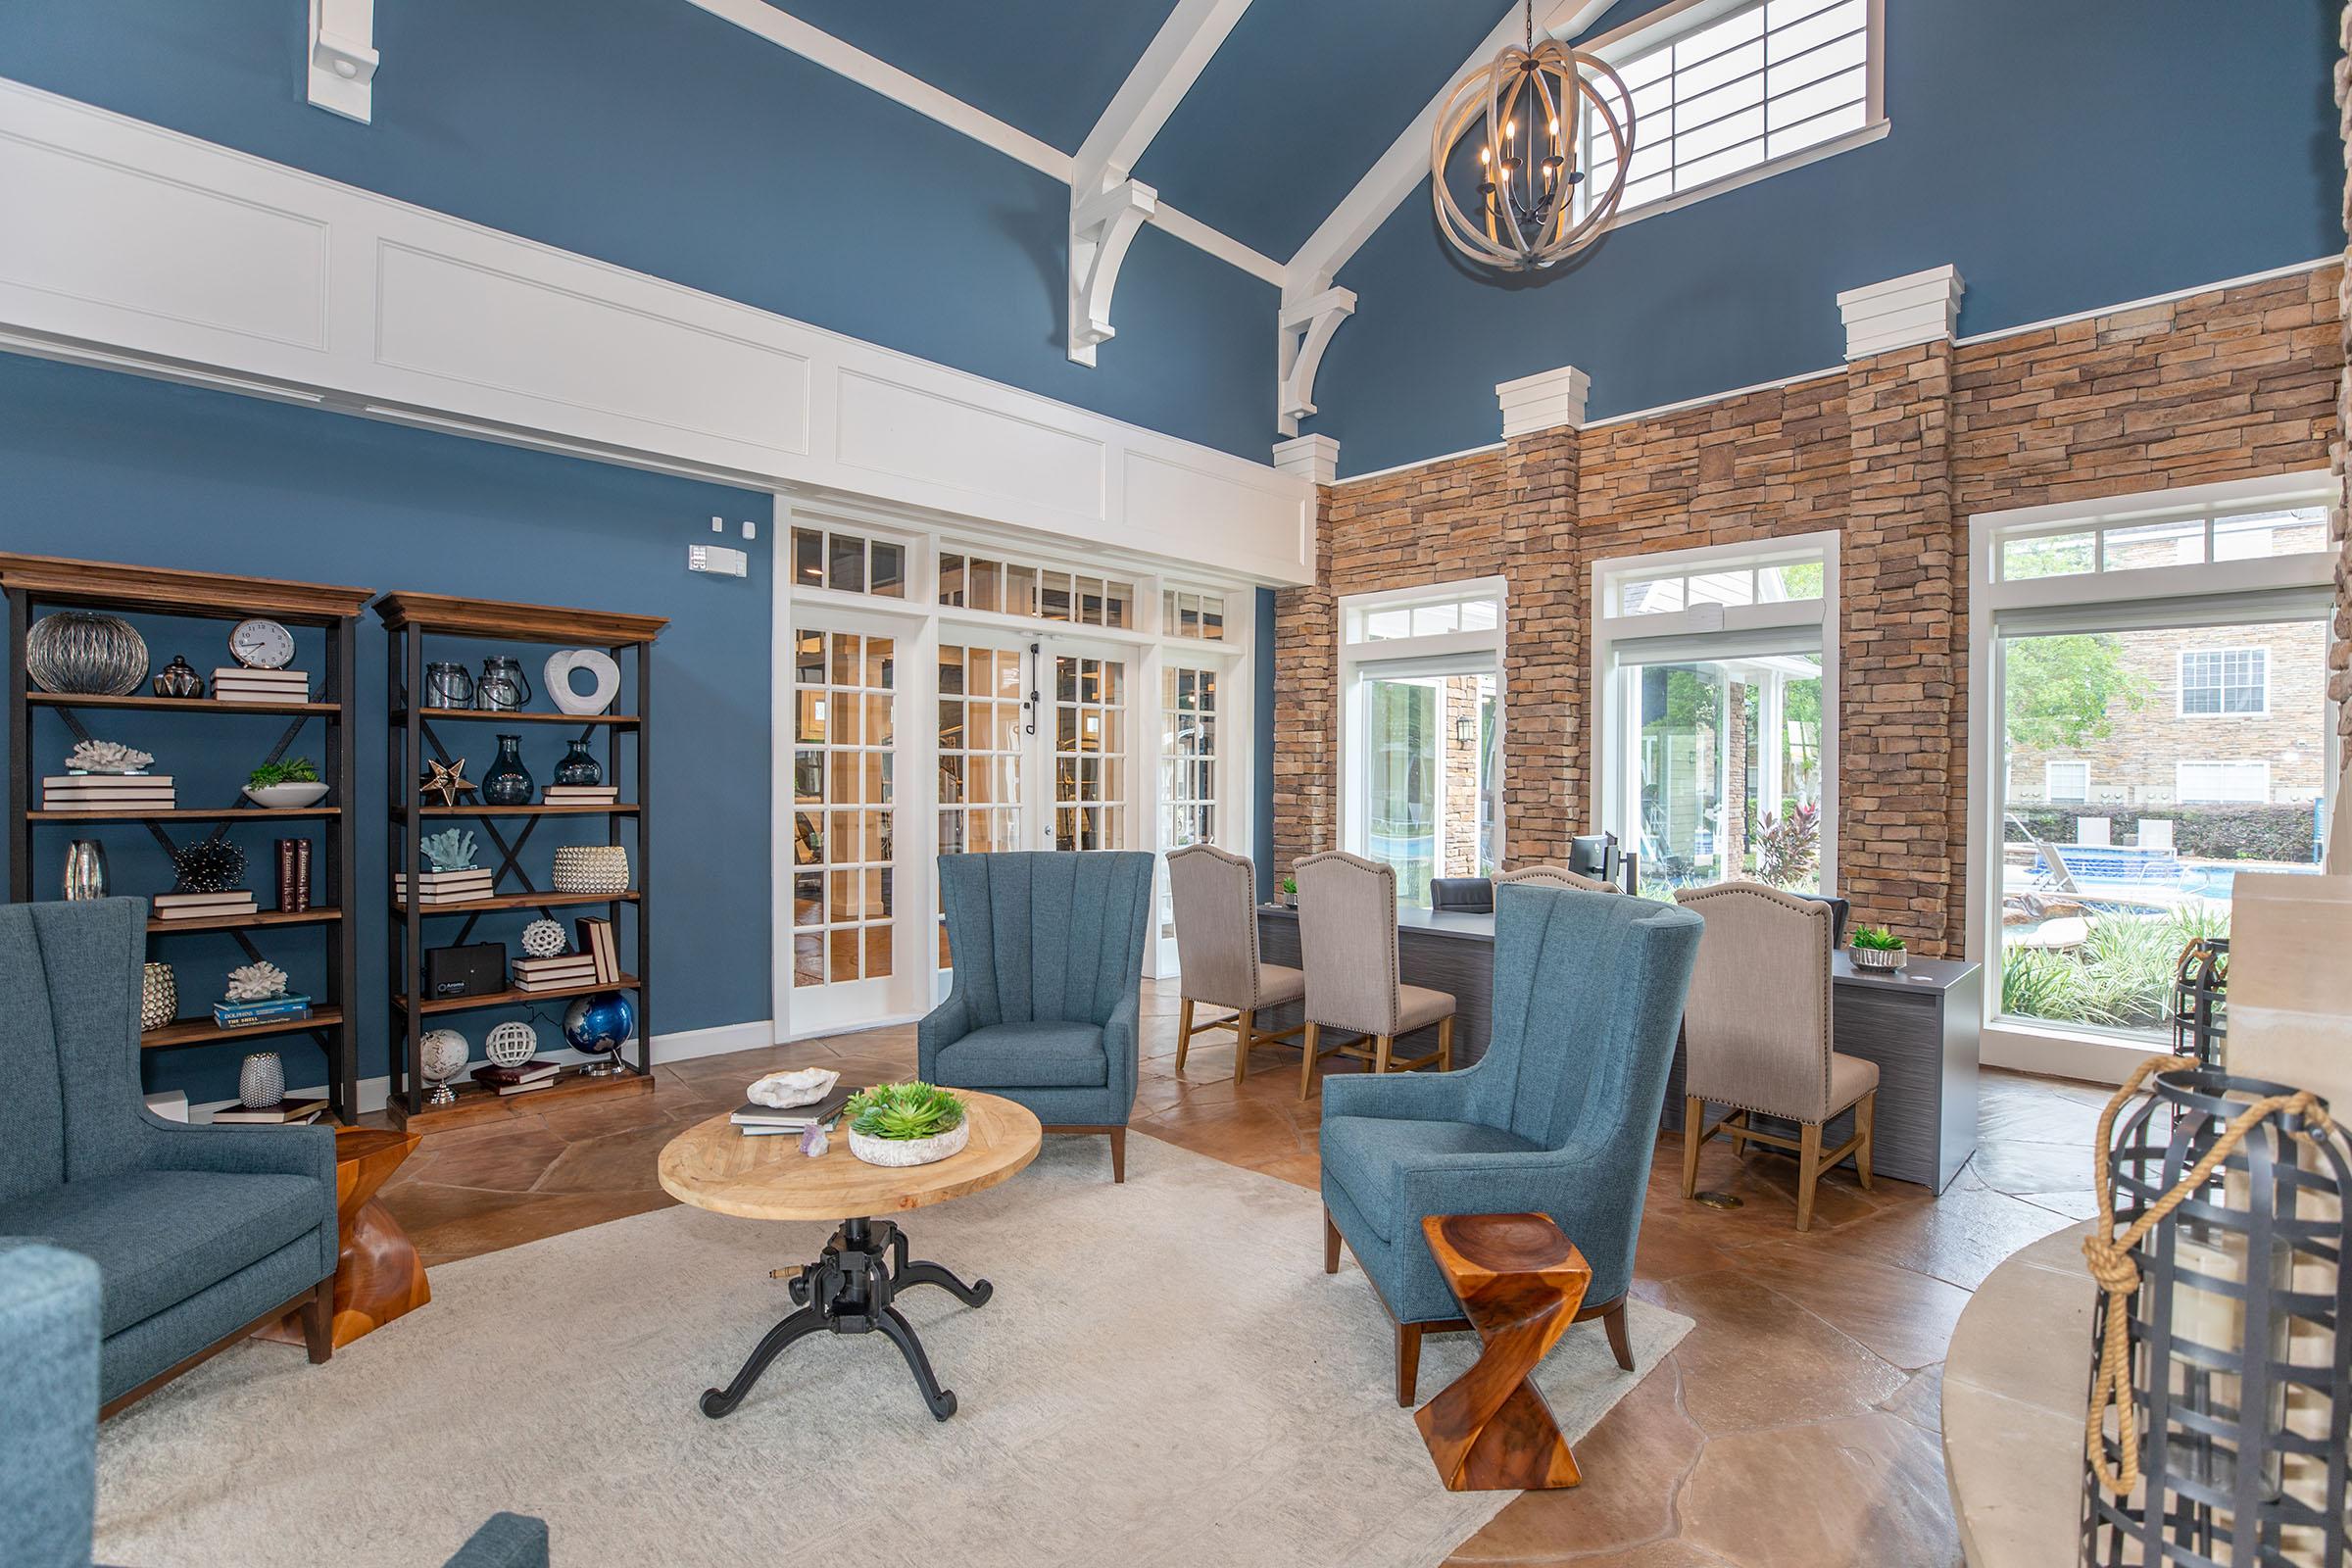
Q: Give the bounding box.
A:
[147,906,343,935]
[31,807,341,822]
[396,708,639,727]
[387,1060,653,1133]
[395,973,642,1015]
[0,554,373,622]
[142,1005,345,1052]
[392,890,637,917]
[374,592,667,646]
[27,693,340,716]
[397,804,637,817]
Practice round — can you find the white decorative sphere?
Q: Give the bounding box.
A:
[520,918,567,958]
[418,1027,469,1085]
[485,1019,538,1067]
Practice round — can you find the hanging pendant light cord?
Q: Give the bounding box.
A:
[2082,1054,2334,1494]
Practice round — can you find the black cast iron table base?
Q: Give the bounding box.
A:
[698,1215,992,1422]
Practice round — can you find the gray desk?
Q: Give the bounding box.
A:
[1252,905,1981,1193]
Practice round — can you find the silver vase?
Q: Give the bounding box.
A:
[62,840,108,900]
[238,1053,284,1109]
[25,611,148,696]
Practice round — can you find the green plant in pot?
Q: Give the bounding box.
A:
[243,756,328,809]
[1279,876,1298,906]
[1849,924,1908,971]
[844,1081,971,1168]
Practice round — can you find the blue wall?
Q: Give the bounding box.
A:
[0,353,772,1106]
[1312,0,2343,475]
[0,0,1276,462]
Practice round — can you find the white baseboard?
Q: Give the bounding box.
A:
[185,1018,775,1121]
[777,1008,926,1045]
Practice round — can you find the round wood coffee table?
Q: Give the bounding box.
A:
[658,1091,1042,1422]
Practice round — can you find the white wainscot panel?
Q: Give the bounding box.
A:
[0,130,326,350]
[374,241,810,457]
[833,368,1107,521]
[1122,450,1310,579]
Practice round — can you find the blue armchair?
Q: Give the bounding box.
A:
[0,898,337,1413]
[0,1242,549,1568]
[919,852,1154,1182]
[1318,882,1702,1405]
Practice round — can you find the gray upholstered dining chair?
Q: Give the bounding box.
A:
[1292,852,1455,1101]
[1165,844,1306,1083]
[1673,881,1877,1230]
[920,851,1155,1181]
[1497,864,1619,894]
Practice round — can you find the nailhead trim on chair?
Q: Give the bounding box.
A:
[1673,880,1837,1115]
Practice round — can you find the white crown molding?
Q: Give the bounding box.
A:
[1272,432,1340,485]
[1068,177,1159,366]
[1496,364,1590,438]
[307,0,377,122]
[1276,285,1355,437]
[1837,264,1965,360]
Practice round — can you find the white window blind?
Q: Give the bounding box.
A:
[2044,761,2089,804]
[2180,649,2267,716]
[2176,760,2270,804]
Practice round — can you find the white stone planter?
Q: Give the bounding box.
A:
[849,1118,970,1168]
[1848,944,1908,971]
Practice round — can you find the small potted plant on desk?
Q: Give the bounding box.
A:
[243,757,328,809]
[1848,924,1908,972]
[1279,877,1298,908]
[845,1082,969,1168]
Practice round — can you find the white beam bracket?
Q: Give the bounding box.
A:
[308,0,379,123]
[1276,285,1356,438]
[1068,177,1158,367]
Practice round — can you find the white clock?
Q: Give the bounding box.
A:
[228,618,295,669]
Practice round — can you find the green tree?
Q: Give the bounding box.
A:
[2005,634,2149,751]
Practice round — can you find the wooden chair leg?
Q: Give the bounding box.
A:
[1854,1091,1876,1192]
[1724,1108,1750,1156]
[1373,1033,1394,1075]
[1396,1321,1423,1408]
[1681,1097,1704,1199]
[1438,1015,1454,1072]
[1298,1020,1320,1100]
[299,1282,332,1366]
[1601,1298,1633,1371]
[1233,1006,1253,1085]
[1796,1119,1824,1232]
[1174,997,1196,1074]
[1323,1205,1342,1274]
[1108,1126,1127,1185]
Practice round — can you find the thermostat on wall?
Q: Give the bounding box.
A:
[688,542,749,578]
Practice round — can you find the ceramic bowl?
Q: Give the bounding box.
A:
[849,1118,971,1169]
[243,782,330,809]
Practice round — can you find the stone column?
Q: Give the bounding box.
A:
[1495,367,1587,867]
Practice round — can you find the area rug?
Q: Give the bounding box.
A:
[96,1133,1691,1568]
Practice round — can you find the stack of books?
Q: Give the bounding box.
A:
[732,1083,855,1137]
[153,889,258,922]
[544,785,619,807]
[213,667,311,704]
[272,839,315,912]
[214,993,313,1029]
[469,1059,561,1097]
[573,916,620,982]
[41,773,176,812]
[512,953,599,994]
[213,1098,327,1125]
[394,866,495,906]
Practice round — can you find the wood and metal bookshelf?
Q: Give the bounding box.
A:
[377,592,664,1132]
[2,554,370,1119]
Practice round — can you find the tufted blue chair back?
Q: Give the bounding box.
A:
[938,852,1154,1028]
[0,899,148,1204]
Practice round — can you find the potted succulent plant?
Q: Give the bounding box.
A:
[1848,924,1908,971]
[1279,876,1298,908]
[243,757,329,809]
[844,1081,970,1168]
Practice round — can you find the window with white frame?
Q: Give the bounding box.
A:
[2179,648,2267,717]
[1581,0,1881,221]
[790,525,906,598]
[2043,761,2089,805]
[2177,760,2272,805]
[1161,588,1228,641]
[1355,588,1502,643]
[1998,503,2328,582]
[939,549,1134,628]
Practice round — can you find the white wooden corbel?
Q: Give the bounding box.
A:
[1276,284,1355,438]
[309,0,379,122]
[1067,177,1158,367]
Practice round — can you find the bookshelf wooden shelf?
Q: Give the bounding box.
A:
[379,591,664,1129]
[3,552,370,1121]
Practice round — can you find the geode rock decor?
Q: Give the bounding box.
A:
[25,611,147,697]
[170,838,246,895]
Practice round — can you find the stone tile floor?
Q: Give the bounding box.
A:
[378,980,2111,1566]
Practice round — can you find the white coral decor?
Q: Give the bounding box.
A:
[223,960,289,1002]
[66,740,154,774]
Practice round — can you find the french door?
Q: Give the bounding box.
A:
[788,614,902,1032]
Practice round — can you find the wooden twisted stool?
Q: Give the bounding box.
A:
[1413,1212,1591,1492]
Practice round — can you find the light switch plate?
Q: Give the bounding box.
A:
[688,543,749,578]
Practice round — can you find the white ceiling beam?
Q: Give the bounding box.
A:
[1074,0,1255,197]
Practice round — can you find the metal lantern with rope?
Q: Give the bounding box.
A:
[1431,0,1636,271]
[2173,935,2230,1068]
[2083,1057,2352,1566]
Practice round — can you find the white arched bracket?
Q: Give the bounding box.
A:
[1276,284,1355,438]
[309,0,379,122]
[1067,177,1158,367]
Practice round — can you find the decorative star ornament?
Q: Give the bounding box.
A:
[418,757,476,808]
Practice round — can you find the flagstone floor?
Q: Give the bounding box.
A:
[377,979,2109,1567]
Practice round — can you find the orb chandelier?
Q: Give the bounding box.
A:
[1430,0,1637,271]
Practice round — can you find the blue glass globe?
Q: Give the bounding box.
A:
[562,991,635,1054]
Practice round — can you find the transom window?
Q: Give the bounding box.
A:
[1349,588,1502,644]
[939,549,1134,628]
[1162,588,1228,641]
[1582,0,1878,220]
[1998,503,2328,582]
[2180,648,2267,717]
[790,525,906,598]
[1615,554,1824,615]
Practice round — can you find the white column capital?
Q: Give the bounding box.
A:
[1836,264,1965,360]
[1272,433,1340,485]
[1495,365,1590,440]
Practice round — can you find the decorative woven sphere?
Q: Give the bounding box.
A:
[485,1019,538,1067]
[418,1027,469,1085]
[551,845,629,896]
[562,992,635,1054]
[519,918,568,959]
[25,612,148,697]
[171,838,246,895]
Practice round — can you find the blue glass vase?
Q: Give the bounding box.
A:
[480,733,534,806]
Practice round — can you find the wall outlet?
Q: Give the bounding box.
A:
[688,542,749,578]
